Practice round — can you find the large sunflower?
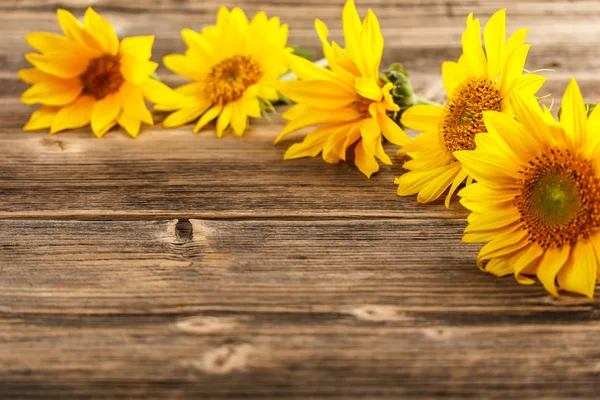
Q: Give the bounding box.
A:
[20,8,182,137]
[274,0,410,178]
[156,7,292,137]
[456,79,600,298]
[395,9,546,206]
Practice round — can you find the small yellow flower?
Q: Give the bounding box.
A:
[274,0,410,178]
[19,7,183,138]
[157,7,292,137]
[456,79,600,298]
[396,9,546,206]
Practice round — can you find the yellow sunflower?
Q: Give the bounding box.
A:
[455,79,600,298]
[395,9,547,206]
[20,7,183,138]
[273,0,410,178]
[156,7,292,137]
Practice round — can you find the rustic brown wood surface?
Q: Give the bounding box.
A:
[2,0,600,398]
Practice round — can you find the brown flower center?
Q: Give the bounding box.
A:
[80,54,125,100]
[205,55,262,104]
[516,148,600,249]
[440,78,503,155]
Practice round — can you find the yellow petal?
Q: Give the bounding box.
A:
[50,95,95,133]
[499,44,530,95]
[461,13,486,77]
[512,73,546,96]
[18,68,54,84]
[25,52,89,79]
[453,150,522,187]
[374,139,392,165]
[416,164,461,203]
[396,164,453,197]
[163,101,210,128]
[444,169,469,208]
[505,28,528,55]
[483,9,506,80]
[26,32,79,54]
[322,126,348,164]
[355,78,382,101]
[275,107,359,144]
[121,82,153,124]
[56,9,103,53]
[23,106,60,131]
[537,246,571,297]
[485,257,513,277]
[400,104,444,132]
[557,240,597,299]
[118,112,142,137]
[354,139,379,178]
[243,97,261,119]
[83,7,119,55]
[287,53,342,84]
[91,92,122,135]
[216,102,233,137]
[120,36,154,61]
[230,100,247,136]
[377,112,410,146]
[359,116,380,148]
[342,0,361,60]
[560,78,586,149]
[283,127,332,160]
[358,10,383,78]
[120,53,158,85]
[21,78,82,106]
[94,120,117,138]
[513,244,544,284]
[441,61,464,95]
[277,80,355,110]
[140,78,186,105]
[194,103,223,133]
[476,229,529,268]
[163,54,206,81]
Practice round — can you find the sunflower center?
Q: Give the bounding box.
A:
[205,55,262,104]
[354,96,372,118]
[80,54,124,100]
[516,148,600,249]
[440,78,503,155]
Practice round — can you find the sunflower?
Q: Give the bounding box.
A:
[273,0,410,178]
[19,7,183,138]
[395,9,547,206]
[156,7,291,137]
[455,79,600,298]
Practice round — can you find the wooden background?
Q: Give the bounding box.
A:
[2,0,600,398]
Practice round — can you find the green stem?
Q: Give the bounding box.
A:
[414,96,443,107]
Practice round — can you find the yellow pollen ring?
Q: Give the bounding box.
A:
[439,77,503,155]
[205,55,262,104]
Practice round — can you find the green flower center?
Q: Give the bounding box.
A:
[529,173,579,225]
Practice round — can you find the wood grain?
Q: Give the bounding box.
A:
[1,0,600,398]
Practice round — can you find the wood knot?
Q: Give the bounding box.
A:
[194,344,253,375]
[347,305,411,322]
[40,137,66,150]
[174,219,193,243]
[176,316,237,334]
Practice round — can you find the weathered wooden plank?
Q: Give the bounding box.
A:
[2,0,600,79]
[0,219,599,398]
